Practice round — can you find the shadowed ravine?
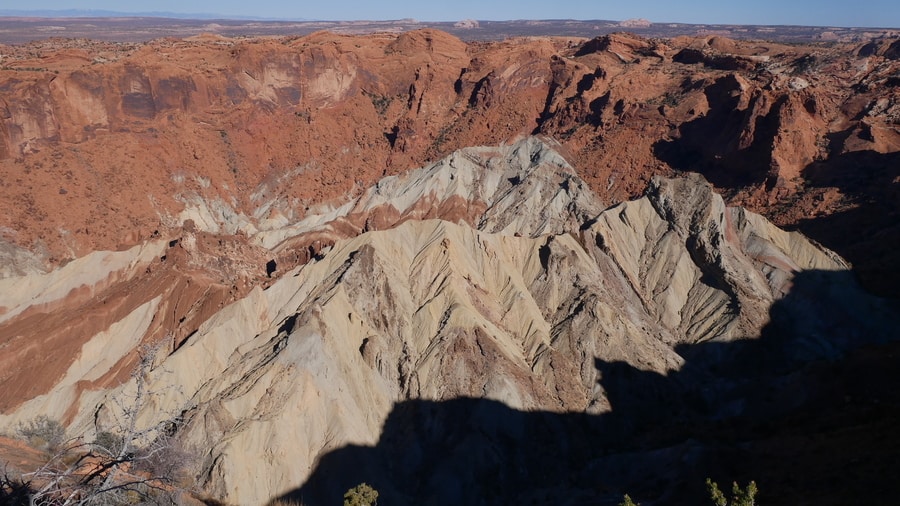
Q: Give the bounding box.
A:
[792,150,900,298]
[279,269,900,506]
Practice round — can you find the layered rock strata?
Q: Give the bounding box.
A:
[1,139,893,505]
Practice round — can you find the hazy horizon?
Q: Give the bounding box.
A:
[3,1,899,29]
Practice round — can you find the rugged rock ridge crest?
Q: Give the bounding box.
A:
[1,138,893,505]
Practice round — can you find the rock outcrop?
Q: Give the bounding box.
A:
[1,139,893,505]
[0,31,898,295]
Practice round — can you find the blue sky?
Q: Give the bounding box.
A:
[11,1,900,28]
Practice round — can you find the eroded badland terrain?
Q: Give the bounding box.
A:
[0,22,899,505]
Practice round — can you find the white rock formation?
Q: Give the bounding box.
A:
[0,137,888,505]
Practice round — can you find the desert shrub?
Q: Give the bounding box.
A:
[707,478,758,506]
[15,415,65,452]
[619,493,640,506]
[20,346,195,505]
[344,482,378,506]
[132,433,195,487]
[790,54,817,75]
[368,93,392,115]
[93,431,125,456]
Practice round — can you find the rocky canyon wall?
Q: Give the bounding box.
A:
[1,30,898,294]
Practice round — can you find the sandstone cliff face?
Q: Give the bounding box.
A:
[1,139,893,505]
[1,31,898,295]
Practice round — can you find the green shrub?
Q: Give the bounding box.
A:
[93,431,125,456]
[15,415,65,452]
[344,482,378,506]
[619,493,640,506]
[706,478,757,506]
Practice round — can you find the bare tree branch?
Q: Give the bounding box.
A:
[8,338,196,506]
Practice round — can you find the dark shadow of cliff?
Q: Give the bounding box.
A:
[657,105,900,299]
[275,269,900,506]
[651,75,780,189]
[790,149,900,299]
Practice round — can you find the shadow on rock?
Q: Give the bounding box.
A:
[792,149,900,298]
[652,75,779,189]
[276,270,900,506]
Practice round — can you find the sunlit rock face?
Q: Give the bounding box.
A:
[2,31,899,296]
[2,137,893,505]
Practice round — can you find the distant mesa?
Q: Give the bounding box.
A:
[619,18,652,28]
[454,19,479,29]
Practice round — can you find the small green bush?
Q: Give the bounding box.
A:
[706,478,757,506]
[619,493,640,506]
[15,415,65,452]
[344,482,378,506]
[93,431,125,456]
